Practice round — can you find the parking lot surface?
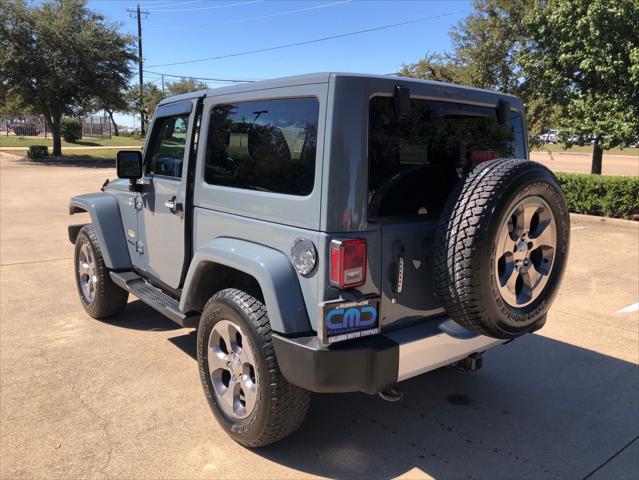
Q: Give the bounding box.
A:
[530,151,639,176]
[1,155,638,479]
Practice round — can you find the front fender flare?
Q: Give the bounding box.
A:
[180,238,311,334]
[69,193,131,270]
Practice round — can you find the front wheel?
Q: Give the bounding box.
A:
[197,288,310,447]
[74,225,128,318]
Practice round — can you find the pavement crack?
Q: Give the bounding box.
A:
[1,257,72,266]
[581,434,639,480]
[71,378,114,478]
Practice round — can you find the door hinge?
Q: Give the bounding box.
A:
[135,241,144,254]
[128,194,143,210]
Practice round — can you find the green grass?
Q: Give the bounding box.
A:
[532,144,638,156]
[0,135,144,148]
[56,149,120,160]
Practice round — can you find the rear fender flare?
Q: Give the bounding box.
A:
[180,238,311,334]
[69,193,131,270]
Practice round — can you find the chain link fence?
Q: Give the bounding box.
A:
[1,114,111,139]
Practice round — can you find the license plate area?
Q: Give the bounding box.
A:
[318,298,381,345]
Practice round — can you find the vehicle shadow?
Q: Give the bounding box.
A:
[98,300,182,331]
[166,327,638,479]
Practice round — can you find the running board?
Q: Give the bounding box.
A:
[110,271,199,328]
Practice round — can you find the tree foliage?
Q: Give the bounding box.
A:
[399,0,639,173]
[399,0,532,92]
[449,0,531,93]
[518,0,639,172]
[166,78,208,96]
[126,82,164,131]
[0,0,135,154]
[397,53,471,85]
[125,78,207,131]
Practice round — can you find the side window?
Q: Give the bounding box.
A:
[146,114,190,178]
[204,98,319,196]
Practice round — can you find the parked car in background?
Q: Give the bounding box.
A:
[539,130,559,144]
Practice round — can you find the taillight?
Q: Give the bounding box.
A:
[329,239,367,289]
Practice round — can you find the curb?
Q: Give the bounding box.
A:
[570,213,639,229]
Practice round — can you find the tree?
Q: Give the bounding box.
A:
[166,78,208,96]
[398,53,471,85]
[124,78,207,131]
[449,0,532,94]
[0,0,134,155]
[126,82,164,131]
[94,86,130,137]
[398,0,559,136]
[518,0,639,173]
[400,0,532,92]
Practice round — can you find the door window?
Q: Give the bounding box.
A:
[204,98,319,196]
[146,114,190,178]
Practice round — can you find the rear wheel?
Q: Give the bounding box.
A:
[197,288,310,447]
[433,159,570,339]
[74,225,128,318]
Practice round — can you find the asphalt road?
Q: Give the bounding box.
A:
[1,155,638,479]
[530,151,639,176]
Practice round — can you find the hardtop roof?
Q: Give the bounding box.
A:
[157,72,520,106]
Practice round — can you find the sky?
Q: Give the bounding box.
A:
[86,0,471,126]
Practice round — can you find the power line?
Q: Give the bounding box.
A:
[150,0,263,13]
[138,0,201,7]
[140,69,258,83]
[148,9,468,68]
[150,0,351,31]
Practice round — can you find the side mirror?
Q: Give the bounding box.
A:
[116,150,143,179]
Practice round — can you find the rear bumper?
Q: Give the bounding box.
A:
[272,317,506,394]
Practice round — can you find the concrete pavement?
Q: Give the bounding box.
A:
[1,156,638,479]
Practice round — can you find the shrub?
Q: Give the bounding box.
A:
[555,172,639,219]
[60,118,82,143]
[27,145,49,159]
[121,130,143,140]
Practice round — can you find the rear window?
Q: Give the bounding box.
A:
[204,97,319,196]
[368,97,526,219]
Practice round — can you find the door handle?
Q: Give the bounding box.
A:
[164,196,183,218]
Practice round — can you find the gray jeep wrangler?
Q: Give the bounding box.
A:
[69,73,569,447]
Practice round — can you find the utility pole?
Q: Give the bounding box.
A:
[127,4,149,135]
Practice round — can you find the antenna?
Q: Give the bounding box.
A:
[127,4,150,135]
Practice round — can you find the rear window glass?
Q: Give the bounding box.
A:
[368,97,526,219]
[204,98,319,196]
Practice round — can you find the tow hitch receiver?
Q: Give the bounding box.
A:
[448,353,484,372]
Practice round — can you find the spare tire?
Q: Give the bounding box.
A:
[433,159,570,339]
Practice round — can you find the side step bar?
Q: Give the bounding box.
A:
[110,271,199,328]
